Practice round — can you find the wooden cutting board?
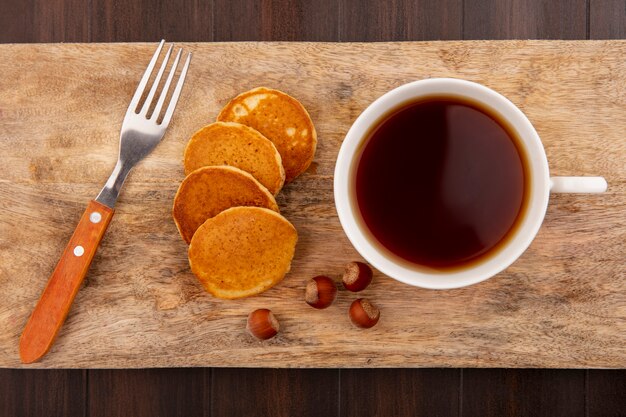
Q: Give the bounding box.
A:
[0,41,624,368]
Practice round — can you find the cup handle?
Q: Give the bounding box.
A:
[550,176,607,193]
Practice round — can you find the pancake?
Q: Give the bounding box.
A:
[188,207,298,299]
[184,122,285,195]
[217,87,317,183]
[172,166,278,244]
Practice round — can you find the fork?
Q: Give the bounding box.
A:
[19,40,191,364]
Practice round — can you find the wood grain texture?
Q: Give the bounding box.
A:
[20,200,114,364]
[214,0,339,41]
[0,369,86,416]
[211,368,339,417]
[587,370,626,417]
[462,369,585,416]
[0,41,624,369]
[88,368,206,417]
[90,0,213,42]
[590,0,626,39]
[464,0,587,39]
[340,369,460,416]
[340,0,462,41]
[0,0,35,43]
[0,0,89,43]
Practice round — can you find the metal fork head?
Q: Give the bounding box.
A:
[120,40,192,166]
[96,40,191,208]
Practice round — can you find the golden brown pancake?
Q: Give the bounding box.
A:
[188,207,298,299]
[183,122,285,195]
[217,87,317,183]
[172,166,278,244]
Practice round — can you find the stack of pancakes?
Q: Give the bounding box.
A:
[173,87,317,299]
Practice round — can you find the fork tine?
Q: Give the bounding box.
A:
[139,43,173,116]
[160,52,192,127]
[150,48,182,121]
[126,40,164,114]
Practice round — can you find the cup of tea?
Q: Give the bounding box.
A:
[334,78,607,290]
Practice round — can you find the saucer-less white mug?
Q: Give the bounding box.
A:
[334,78,607,290]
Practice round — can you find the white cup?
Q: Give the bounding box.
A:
[334,78,607,290]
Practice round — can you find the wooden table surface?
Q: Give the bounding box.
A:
[0,0,624,416]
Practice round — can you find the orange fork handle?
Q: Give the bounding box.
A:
[19,200,114,363]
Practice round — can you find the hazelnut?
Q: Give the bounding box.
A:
[247,309,279,340]
[342,261,373,292]
[349,298,380,328]
[305,275,337,309]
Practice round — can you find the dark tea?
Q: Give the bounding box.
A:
[354,96,529,270]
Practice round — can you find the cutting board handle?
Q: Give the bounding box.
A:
[19,200,114,364]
